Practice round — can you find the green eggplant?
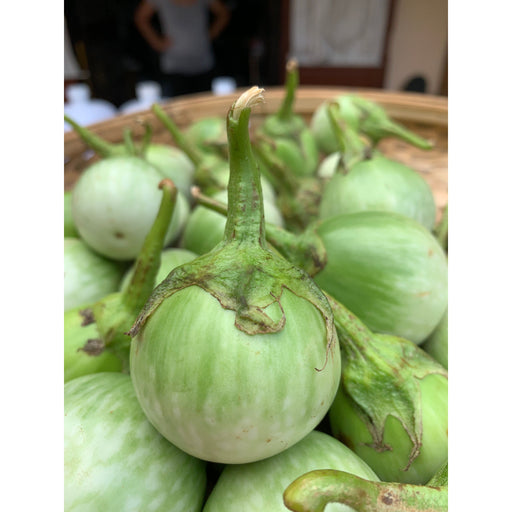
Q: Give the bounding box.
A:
[64,179,178,380]
[311,95,433,155]
[313,211,448,344]
[128,88,341,464]
[64,237,126,312]
[65,372,207,511]
[185,115,228,158]
[64,190,79,238]
[421,308,448,369]
[318,104,437,231]
[64,114,195,200]
[203,430,379,512]
[327,295,448,484]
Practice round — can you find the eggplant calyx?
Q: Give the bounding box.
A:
[190,187,328,277]
[327,294,448,470]
[129,88,337,362]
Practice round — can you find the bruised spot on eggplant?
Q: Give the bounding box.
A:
[380,491,395,505]
[114,231,125,239]
[79,338,105,356]
[79,308,95,327]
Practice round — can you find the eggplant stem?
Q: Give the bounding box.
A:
[122,178,177,314]
[151,104,203,166]
[283,469,448,512]
[277,58,299,121]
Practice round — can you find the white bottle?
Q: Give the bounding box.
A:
[211,76,237,96]
[64,83,117,132]
[119,81,164,115]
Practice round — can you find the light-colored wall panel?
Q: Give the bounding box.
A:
[385,0,448,93]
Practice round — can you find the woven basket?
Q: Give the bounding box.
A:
[64,86,447,220]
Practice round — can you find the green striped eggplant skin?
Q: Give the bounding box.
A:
[64,373,207,512]
[313,211,448,344]
[181,191,284,255]
[310,99,360,155]
[130,287,341,464]
[318,156,437,231]
[185,116,227,156]
[64,306,123,382]
[119,247,198,293]
[71,156,189,261]
[64,191,80,238]
[64,238,126,312]
[329,371,448,485]
[203,430,379,512]
[144,144,195,201]
[421,308,448,369]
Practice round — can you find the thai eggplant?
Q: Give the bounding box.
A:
[64,179,178,380]
[326,294,448,484]
[128,88,341,464]
[71,155,189,260]
[203,430,379,512]
[311,95,433,155]
[65,373,207,511]
[64,114,195,199]
[64,237,126,311]
[318,104,437,231]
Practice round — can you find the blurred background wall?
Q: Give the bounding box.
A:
[64,0,447,107]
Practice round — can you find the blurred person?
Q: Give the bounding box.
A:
[134,0,231,97]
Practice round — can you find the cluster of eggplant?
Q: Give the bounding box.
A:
[64,63,448,512]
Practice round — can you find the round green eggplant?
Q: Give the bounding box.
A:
[421,308,448,369]
[64,372,207,511]
[329,368,448,485]
[71,156,189,261]
[129,87,341,466]
[130,287,340,464]
[185,116,227,157]
[311,96,432,155]
[143,144,195,200]
[313,211,448,344]
[203,430,379,512]
[64,237,125,311]
[181,190,284,255]
[64,305,123,382]
[119,247,197,293]
[318,155,437,231]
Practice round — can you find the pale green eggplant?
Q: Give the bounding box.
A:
[64,180,178,379]
[421,308,448,369]
[203,430,379,512]
[64,114,195,199]
[64,237,126,311]
[64,373,207,511]
[129,88,341,464]
[71,156,189,260]
[311,95,433,155]
[327,295,448,485]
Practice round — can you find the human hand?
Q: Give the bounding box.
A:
[152,35,172,52]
